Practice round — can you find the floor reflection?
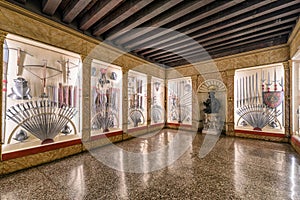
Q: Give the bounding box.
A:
[1,129,300,199]
[67,164,85,200]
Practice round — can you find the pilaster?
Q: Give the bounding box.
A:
[191,75,199,130]
[81,55,92,142]
[226,69,235,136]
[0,30,8,161]
[283,61,291,137]
[122,67,129,134]
[147,74,151,127]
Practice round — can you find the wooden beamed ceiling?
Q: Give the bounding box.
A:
[7,0,300,67]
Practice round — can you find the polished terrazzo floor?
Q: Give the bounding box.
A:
[1,129,300,200]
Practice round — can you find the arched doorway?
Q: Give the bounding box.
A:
[197,79,227,133]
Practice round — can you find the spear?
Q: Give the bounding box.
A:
[245,76,248,104]
[240,78,242,107]
[237,79,239,108]
[252,74,255,104]
[242,77,245,106]
[255,72,258,104]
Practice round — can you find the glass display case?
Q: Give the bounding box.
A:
[167,77,192,125]
[292,60,300,136]
[151,77,165,124]
[2,34,82,153]
[234,64,284,133]
[90,60,122,135]
[128,70,147,128]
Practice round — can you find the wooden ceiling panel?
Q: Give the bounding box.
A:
[7,0,300,67]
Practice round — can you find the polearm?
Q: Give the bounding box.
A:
[248,75,253,104]
[237,79,239,108]
[245,76,248,104]
[242,77,245,106]
[255,72,258,104]
[240,78,243,106]
[252,74,255,104]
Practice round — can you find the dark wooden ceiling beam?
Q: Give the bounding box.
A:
[161,31,290,64]
[132,0,269,52]
[42,0,62,15]
[79,0,123,31]
[92,0,155,36]
[62,0,92,23]
[118,0,241,47]
[158,27,291,63]
[166,36,288,67]
[132,0,289,54]
[149,18,297,61]
[142,10,299,58]
[137,0,276,56]
[110,0,214,43]
[145,3,300,60]
[103,0,184,41]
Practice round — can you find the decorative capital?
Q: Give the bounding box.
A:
[0,30,8,44]
[122,66,129,74]
[283,61,290,70]
[81,54,93,64]
[226,69,235,77]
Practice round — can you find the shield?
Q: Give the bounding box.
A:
[263,91,284,108]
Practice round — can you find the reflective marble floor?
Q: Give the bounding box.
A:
[1,129,300,200]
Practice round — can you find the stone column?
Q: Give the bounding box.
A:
[283,61,291,138]
[80,55,92,142]
[191,75,199,131]
[147,74,151,128]
[122,67,129,136]
[0,31,7,161]
[225,69,235,136]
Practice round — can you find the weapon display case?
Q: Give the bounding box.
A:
[167,77,192,125]
[234,64,284,133]
[292,60,300,136]
[128,70,147,128]
[2,34,82,153]
[151,77,165,124]
[90,60,122,135]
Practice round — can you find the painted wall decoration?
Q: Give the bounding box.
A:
[234,64,284,132]
[90,60,122,135]
[2,34,82,152]
[167,77,192,124]
[151,77,165,124]
[128,70,147,128]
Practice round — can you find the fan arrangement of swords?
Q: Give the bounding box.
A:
[91,68,120,132]
[128,76,146,127]
[6,100,77,144]
[236,69,284,131]
[4,46,79,144]
[151,80,164,124]
[168,79,192,123]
